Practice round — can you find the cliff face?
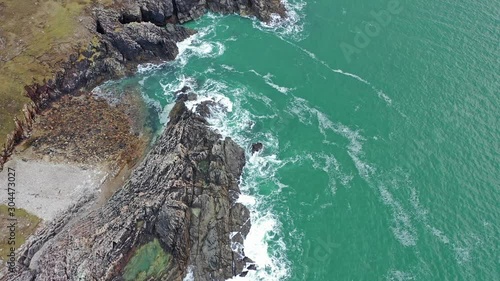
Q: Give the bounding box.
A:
[116,0,286,24]
[1,1,286,279]
[9,101,252,281]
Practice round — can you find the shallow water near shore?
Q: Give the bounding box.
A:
[99,0,499,280]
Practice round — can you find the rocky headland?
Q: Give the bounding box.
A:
[0,0,286,280]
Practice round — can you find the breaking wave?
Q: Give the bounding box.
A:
[131,27,294,280]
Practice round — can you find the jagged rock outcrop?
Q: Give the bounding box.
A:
[251,142,263,154]
[115,0,286,25]
[5,101,252,281]
[207,0,286,23]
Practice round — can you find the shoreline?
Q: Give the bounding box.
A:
[6,99,255,280]
[0,157,107,222]
[0,0,288,279]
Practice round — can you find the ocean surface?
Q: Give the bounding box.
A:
[96,0,500,280]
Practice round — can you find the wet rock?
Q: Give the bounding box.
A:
[175,93,197,102]
[195,100,217,118]
[176,87,197,102]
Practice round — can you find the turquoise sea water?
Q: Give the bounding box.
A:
[97,0,499,280]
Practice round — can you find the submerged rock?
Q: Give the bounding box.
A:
[175,86,197,102]
[6,100,251,280]
[1,0,287,171]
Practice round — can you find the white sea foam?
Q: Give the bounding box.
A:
[378,184,417,246]
[386,270,416,281]
[284,96,424,248]
[453,246,471,265]
[138,76,147,86]
[263,73,293,94]
[205,88,290,280]
[222,64,235,71]
[137,63,164,74]
[228,210,289,281]
[134,11,436,277]
[151,74,289,280]
[245,90,274,108]
[175,25,225,67]
[287,96,376,179]
[428,225,450,244]
[185,93,233,113]
[160,75,198,95]
[160,102,175,125]
[156,75,198,125]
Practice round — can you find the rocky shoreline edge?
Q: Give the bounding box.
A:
[0,0,286,280]
[0,0,286,171]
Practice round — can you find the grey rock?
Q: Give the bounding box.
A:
[251,142,263,154]
[39,0,285,100]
